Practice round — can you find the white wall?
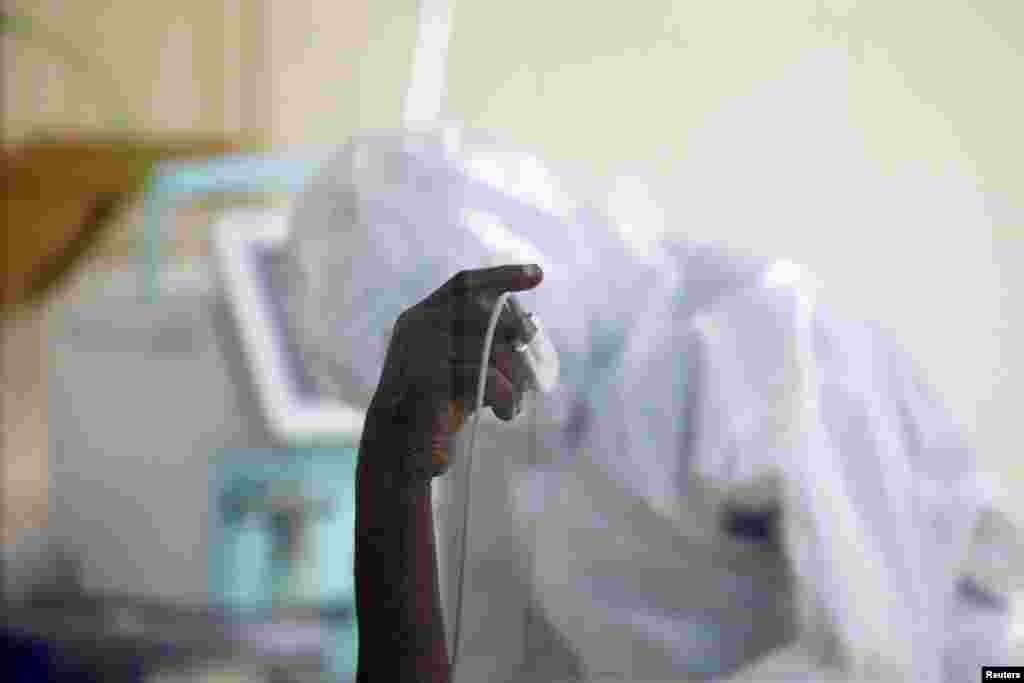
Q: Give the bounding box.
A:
[263,0,421,147]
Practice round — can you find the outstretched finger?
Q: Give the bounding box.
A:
[445,264,543,296]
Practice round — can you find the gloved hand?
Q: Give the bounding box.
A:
[368,264,545,482]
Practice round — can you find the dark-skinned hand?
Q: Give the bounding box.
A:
[369,264,545,481]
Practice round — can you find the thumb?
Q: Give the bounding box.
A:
[429,398,469,475]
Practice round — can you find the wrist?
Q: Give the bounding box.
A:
[355,386,452,682]
[361,383,439,488]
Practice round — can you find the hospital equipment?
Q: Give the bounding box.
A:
[44,153,362,680]
[505,295,561,396]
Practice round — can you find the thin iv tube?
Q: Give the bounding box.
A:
[450,291,512,676]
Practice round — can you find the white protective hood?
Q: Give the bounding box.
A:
[277,126,1021,682]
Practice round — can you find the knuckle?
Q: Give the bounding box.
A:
[451,269,472,293]
[392,309,414,337]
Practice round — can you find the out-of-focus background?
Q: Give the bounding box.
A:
[2,0,1021,681]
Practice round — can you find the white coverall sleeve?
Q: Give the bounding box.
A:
[688,261,1017,682]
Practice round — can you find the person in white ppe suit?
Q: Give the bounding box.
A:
[275,127,1022,682]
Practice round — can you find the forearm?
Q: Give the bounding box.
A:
[350,264,539,681]
[354,391,450,683]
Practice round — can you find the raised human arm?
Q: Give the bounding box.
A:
[353,265,543,683]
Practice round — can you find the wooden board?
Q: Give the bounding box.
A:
[1,133,261,313]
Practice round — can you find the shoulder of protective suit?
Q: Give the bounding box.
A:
[675,245,827,492]
[662,238,821,325]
